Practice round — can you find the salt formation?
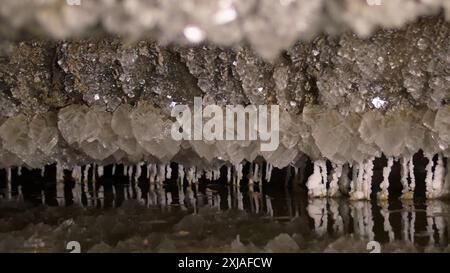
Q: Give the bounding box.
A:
[72,166,82,206]
[0,105,450,201]
[425,154,447,199]
[328,164,342,197]
[400,157,415,200]
[1,0,450,59]
[378,157,393,200]
[0,104,450,201]
[56,163,64,206]
[0,4,450,203]
[306,161,327,198]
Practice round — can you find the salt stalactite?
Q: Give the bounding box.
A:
[338,164,350,195]
[329,199,343,234]
[195,169,202,184]
[135,163,142,182]
[92,163,97,183]
[444,160,450,197]
[127,165,133,199]
[235,164,243,186]
[178,164,185,185]
[328,163,342,197]
[166,164,172,179]
[307,160,327,198]
[206,170,212,180]
[127,165,133,182]
[112,164,116,176]
[227,166,231,183]
[187,167,195,185]
[356,162,365,196]
[266,163,273,182]
[98,165,104,177]
[146,164,151,179]
[378,201,395,242]
[253,163,260,183]
[123,165,128,176]
[213,168,220,181]
[362,158,374,200]
[318,160,327,188]
[6,168,11,200]
[41,166,45,177]
[248,164,254,185]
[17,166,22,176]
[96,165,104,208]
[408,157,416,193]
[157,165,166,184]
[400,157,414,200]
[56,163,65,206]
[135,163,144,204]
[92,163,97,207]
[378,157,393,200]
[149,164,157,183]
[350,162,365,200]
[83,164,92,206]
[432,154,445,198]
[72,166,82,206]
[350,164,357,195]
[307,199,328,236]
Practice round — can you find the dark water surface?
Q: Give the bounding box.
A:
[0,162,449,253]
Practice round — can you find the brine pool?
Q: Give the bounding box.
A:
[0,179,449,253]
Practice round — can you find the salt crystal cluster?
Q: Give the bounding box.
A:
[1,0,450,59]
[0,105,449,198]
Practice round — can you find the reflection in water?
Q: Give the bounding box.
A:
[0,163,450,252]
[38,177,450,248]
[379,201,395,242]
